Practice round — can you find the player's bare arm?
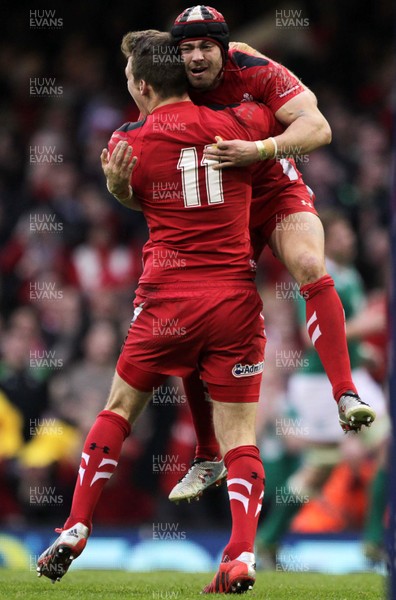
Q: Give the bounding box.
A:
[203,41,331,169]
[204,91,331,170]
[273,90,332,155]
[100,140,141,211]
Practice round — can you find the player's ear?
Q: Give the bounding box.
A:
[139,80,149,96]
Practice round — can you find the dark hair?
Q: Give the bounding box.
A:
[121,30,188,99]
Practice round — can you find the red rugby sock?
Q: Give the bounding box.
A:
[182,371,220,460]
[63,410,131,532]
[222,445,265,561]
[300,274,357,401]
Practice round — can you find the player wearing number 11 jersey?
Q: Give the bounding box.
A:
[37,31,271,593]
[108,53,276,394]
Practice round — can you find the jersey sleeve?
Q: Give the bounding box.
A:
[107,124,145,203]
[108,127,129,156]
[229,49,305,114]
[254,58,304,113]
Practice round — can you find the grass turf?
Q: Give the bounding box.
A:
[0,570,385,599]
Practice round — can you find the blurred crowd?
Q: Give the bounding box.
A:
[0,1,392,557]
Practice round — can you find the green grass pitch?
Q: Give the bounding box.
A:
[0,570,385,599]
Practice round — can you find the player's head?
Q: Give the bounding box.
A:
[171,6,229,91]
[321,210,356,265]
[121,30,188,113]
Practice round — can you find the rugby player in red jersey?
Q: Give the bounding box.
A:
[167,6,376,506]
[37,31,279,594]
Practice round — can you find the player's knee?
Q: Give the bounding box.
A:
[295,251,326,286]
[105,376,133,419]
[105,391,127,415]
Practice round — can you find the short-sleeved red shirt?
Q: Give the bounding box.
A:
[189,49,304,114]
[109,100,276,285]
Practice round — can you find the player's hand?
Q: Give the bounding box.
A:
[101,141,137,199]
[204,137,260,170]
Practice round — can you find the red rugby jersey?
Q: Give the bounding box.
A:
[188,50,311,223]
[190,49,304,114]
[108,100,275,285]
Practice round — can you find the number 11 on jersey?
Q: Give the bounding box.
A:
[177,146,224,208]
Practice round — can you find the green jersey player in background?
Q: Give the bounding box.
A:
[256,210,390,565]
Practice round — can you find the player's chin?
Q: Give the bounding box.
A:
[187,73,214,91]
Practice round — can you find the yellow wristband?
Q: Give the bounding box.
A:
[255,138,277,160]
[268,137,278,158]
[255,140,267,160]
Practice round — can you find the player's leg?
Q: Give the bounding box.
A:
[63,372,153,531]
[201,286,265,593]
[269,211,375,430]
[213,400,264,561]
[202,398,263,594]
[183,371,220,460]
[168,370,226,503]
[37,371,154,582]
